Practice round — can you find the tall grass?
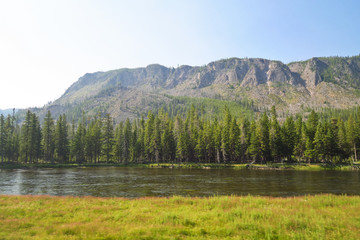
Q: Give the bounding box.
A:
[0,195,359,239]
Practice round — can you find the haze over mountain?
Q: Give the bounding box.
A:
[23,55,360,122]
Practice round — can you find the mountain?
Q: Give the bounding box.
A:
[0,108,17,116]
[30,55,360,122]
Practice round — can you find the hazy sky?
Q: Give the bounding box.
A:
[0,0,359,109]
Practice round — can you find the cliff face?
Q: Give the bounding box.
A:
[37,55,360,121]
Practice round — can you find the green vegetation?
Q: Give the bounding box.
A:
[152,95,257,120]
[0,195,359,239]
[2,105,360,166]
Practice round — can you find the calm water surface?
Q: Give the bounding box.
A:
[0,167,359,197]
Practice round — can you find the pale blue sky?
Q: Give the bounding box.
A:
[0,0,359,109]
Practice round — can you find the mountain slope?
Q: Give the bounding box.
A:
[33,55,360,122]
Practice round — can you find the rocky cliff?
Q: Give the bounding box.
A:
[34,55,360,121]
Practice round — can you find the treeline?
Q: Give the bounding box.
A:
[1,106,360,165]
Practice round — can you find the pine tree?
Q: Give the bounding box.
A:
[144,111,155,162]
[229,118,240,162]
[269,106,282,162]
[221,106,232,163]
[0,114,6,163]
[294,116,306,161]
[323,121,338,162]
[123,118,132,163]
[4,114,17,162]
[30,113,41,163]
[282,116,296,162]
[71,120,86,163]
[55,114,69,163]
[20,111,32,163]
[248,120,260,162]
[214,119,222,163]
[204,120,216,163]
[42,111,55,163]
[239,118,251,162]
[346,115,358,162]
[161,119,175,163]
[304,111,319,163]
[114,122,124,162]
[313,122,325,162]
[151,117,162,164]
[337,118,349,160]
[176,121,190,164]
[102,114,114,163]
[258,113,271,163]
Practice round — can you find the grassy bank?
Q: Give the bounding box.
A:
[0,195,359,239]
[1,162,359,170]
[148,162,359,170]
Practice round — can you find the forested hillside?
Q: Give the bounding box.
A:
[1,105,360,165]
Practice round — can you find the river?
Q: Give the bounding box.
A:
[0,167,359,197]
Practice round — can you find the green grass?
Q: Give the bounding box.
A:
[0,195,359,239]
[1,162,359,171]
[147,163,358,171]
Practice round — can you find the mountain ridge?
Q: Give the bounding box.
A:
[27,55,360,122]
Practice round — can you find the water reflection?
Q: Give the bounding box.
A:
[0,167,359,197]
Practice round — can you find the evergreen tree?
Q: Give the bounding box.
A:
[204,120,216,163]
[4,114,17,162]
[221,106,232,163]
[20,111,32,163]
[258,113,271,163]
[123,118,132,163]
[239,118,251,162]
[304,110,319,162]
[323,121,338,162]
[293,116,306,161]
[282,116,297,162]
[337,119,349,160]
[102,114,114,163]
[71,120,86,163]
[346,115,358,162]
[114,122,124,162]
[214,119,222,163]
[313,122,325,161]
[42,111,55,163]
[54,114,69,163]
[161,119,176,163]
[30,113,41,163]
[269,106,283,162]
[0,114,5,162]
[152,117,162,164]
[229,118,240,162]
[248,120,260,162]
[144,111,155,162]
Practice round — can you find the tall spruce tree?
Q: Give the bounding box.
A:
[0,114,5,162]
[282,116,297,162]
[221,106,232,163]
[123,118,132,163]
[102,114,114,163]
[258,113,271,163]
[270,106,283,162]
[114,122,124,162]
[42,111,55,163]
[55,114,69,163]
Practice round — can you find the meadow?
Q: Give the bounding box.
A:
[0,194,359,239]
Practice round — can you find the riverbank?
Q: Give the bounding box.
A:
[1,162,359,170]
[0,194,359,239]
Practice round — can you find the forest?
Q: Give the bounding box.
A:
[0,105,360,165]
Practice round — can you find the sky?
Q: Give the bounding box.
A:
[0,0,359,109]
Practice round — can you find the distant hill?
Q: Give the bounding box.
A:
[26,55,360,122]
[0,108,17,116]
